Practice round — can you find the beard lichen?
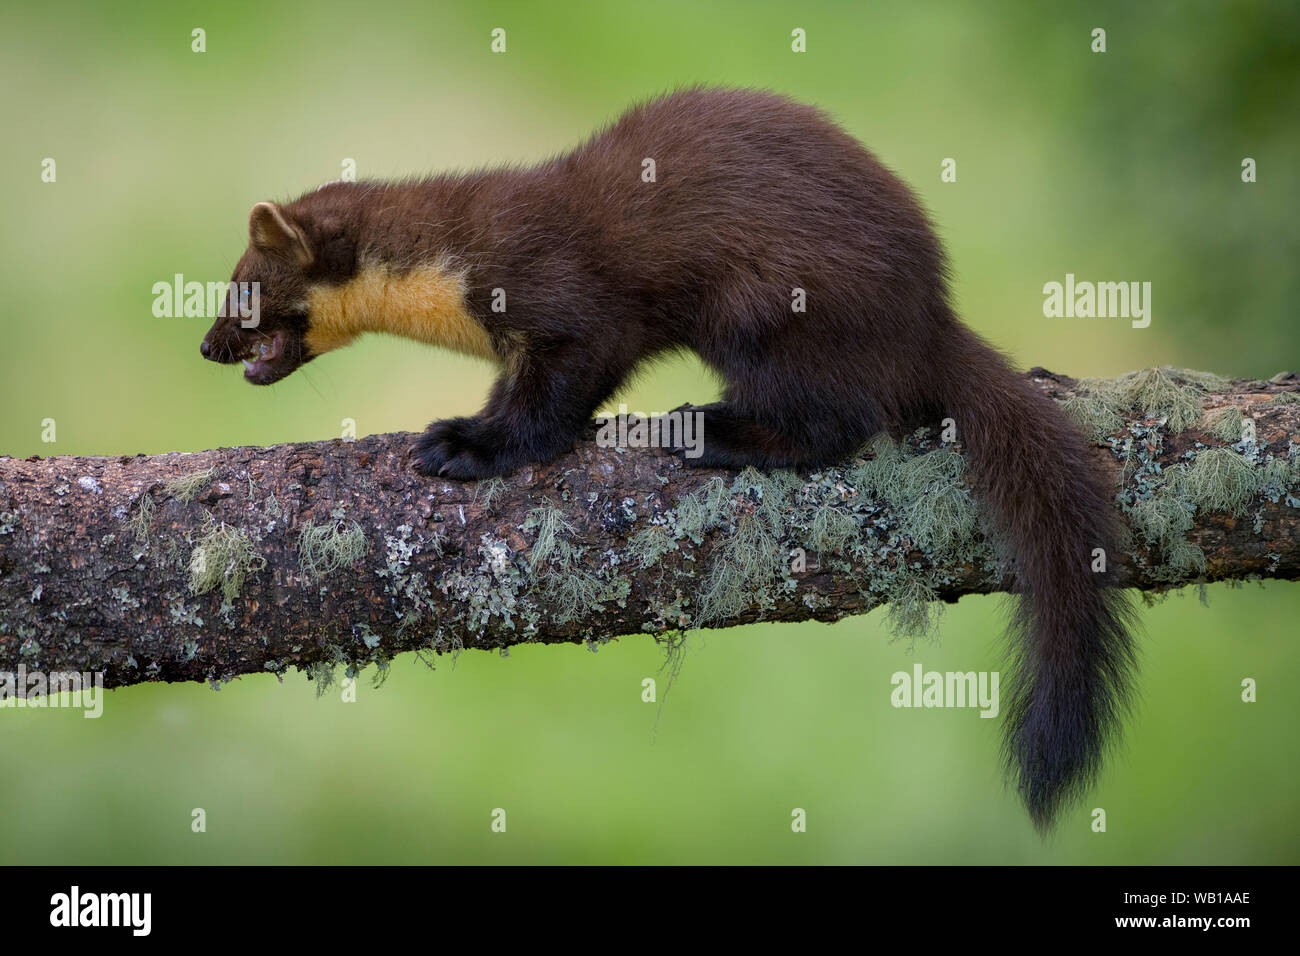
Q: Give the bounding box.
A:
[473,476,507,514]
[651,440,983,643]
[524,503,629,627]
[1170,447,1265,515]
[123,491,156,547]
[694,502,789,626]
[1119,428,1295,585]
[1202,406,1247,444]
[297,513,368,582]
[885,577,943,645]
[162,467,218,504]
[1066,367,1212,439]
[188,521,266,604]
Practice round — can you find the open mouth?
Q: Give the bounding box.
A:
[237,331,286,382]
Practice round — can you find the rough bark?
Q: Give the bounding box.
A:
[2,367,1298,690]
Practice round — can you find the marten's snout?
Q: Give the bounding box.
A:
[199,320,237,363]
[200,316,252,365]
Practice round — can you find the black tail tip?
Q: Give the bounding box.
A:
[1010,711,1106,835]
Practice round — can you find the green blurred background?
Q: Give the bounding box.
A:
[2,0,1297,863]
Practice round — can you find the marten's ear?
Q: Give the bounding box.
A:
[249,201,313,267]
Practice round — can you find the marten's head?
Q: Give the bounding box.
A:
[203,185,495,385]
[201,201,324,385]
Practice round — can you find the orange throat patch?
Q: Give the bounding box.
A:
[304,261,496,362]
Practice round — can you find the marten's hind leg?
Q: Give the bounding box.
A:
[684,394,879,470]
[682,321,885,469]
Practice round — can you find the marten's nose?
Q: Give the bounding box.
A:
[200,340,211,358]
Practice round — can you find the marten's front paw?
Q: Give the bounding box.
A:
[412,418,501,480]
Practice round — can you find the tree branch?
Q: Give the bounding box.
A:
[2,367,1298,690]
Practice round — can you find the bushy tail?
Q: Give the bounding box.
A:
[937,327,1138,831]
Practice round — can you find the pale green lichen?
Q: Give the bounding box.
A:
[627,525,679,569]
[353,623,381,649]
[1072,367,1206,436]
[690,468,802,627]
[674,476,733,545]
[163,467,217,504]
[1059,392,1125,442]
[188,522,265,604]
[545,565,623,625]
[1164,367,1232,392]
[886,577,942,645]
[1128,493,1193,547]
[846,439,978,562]
[646,437,982,642]
[305,660,336,697]
[1268,391,1300,405]
[1121,435,1276,585]
[1127,492,1205,578]
[1065,366,1233,442]
[1260,456,1300,505]
[524,502,629,625]
[376,523,442,625]
[432,529,537,649]
[474,477,507,513]
[893,448,979,559]
[1202,406,1247,444]
[1169,447,1263,515]
[526,504,574,572]
[124,493,155,544]
[695,510,787,625]
[805,503,861,557]
[297,516,367,581]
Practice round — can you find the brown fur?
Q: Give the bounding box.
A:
[200,87,1137,829]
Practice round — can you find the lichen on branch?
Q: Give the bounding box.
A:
[0,367,1297,691]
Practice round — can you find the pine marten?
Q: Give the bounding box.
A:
[201,87,1136,831]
